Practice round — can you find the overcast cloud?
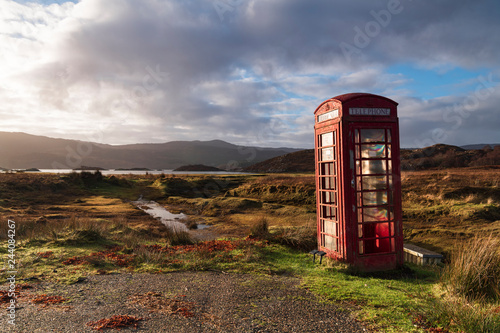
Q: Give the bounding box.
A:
[0,0,499,148]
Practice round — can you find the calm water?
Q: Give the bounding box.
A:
[132,200,209,232]
[132,199,189,232]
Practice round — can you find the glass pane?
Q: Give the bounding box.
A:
[357,207,363,223]
[321,205,336,219]
[359,241,364,254]
[387,144,392,158]
[362,160,387,175]
[355,129,360,143]
[360,223,390,239]
[360,129,385,143]
[321,177,335,190]
[376,222,390,238]
[358,224,363,238]
[361,144,387,158]
[387,129,392,143]
[319,163,325,176]
[324,220,337,236]
[320,162,335,175]
[324,235,337,251]
[322,147,334,161]
[390,222,395,236]
[321,132,334,147]
[364,238,392,254]
[321,191,336,204]
[362,176,387,190]
[363,207,389,222]
[363,191,388,206]
[360,223,375,238]
[362,223,391,239]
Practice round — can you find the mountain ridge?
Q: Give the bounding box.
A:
[0,132,300,170]
[244,143,500,173]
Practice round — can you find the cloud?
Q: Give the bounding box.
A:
[0,0,499,148]
[397,79,500,147]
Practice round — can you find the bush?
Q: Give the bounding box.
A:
[64,171,103,187]
[250,218,270,239]
[271,225,317,252]
[442,235,500,301]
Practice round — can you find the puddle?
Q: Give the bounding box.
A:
[196,223,210,230]
[132,200,189,232]
[132,198,210,232]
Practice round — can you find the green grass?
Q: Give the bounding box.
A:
[304,265,436,332]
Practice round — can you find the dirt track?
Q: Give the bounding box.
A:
[2,271,369,332]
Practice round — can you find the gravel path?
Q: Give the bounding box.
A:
[2,272,370,332]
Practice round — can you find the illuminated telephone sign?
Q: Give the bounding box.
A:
[314,93,403,271]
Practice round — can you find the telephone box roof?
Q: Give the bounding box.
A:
[331,92,398,105]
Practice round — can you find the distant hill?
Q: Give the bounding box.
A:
[0,132,300,170]
[401,144,500,170]
[173,164,224,172]
[244,144,500,173]
[460,144,500,150]
[245,149,315,173]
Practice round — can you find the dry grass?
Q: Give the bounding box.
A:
[271,225,317,251]
[230,174,316,207]
[402,168,500,255]
[442,235,500,301]
[423,291,500,333]
[423,235,500,332]
[249,217,270,239]
[247,174,314,186]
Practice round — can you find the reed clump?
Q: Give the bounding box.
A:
[442,235,500,302]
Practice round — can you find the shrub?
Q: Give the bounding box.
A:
[167,230,193,246]
[63,171,103,187]
[250,218,270,239]
[271,225,317,252]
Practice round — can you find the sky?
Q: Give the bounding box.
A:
[0,0,499,149]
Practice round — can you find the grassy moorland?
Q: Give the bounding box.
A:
[1,169,499,332]
[402,167,500,256]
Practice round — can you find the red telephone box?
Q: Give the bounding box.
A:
[314,93,403,271]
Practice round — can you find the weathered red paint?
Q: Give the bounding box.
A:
[314,93,403,271]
